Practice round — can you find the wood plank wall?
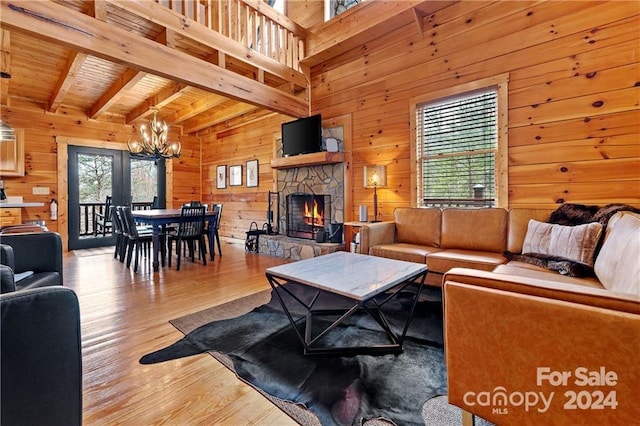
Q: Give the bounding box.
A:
[201,113,283,239]
[308,0,639,219]
[0,105,201,247]
[206,1,639,232]
[3,1,638,245]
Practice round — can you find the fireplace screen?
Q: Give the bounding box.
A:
[286,193,331,240]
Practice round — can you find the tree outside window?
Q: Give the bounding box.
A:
[417,90,497,208]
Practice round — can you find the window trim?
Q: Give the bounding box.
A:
[410,74,509,208]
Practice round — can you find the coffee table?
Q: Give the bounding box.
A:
[265,251,428,356]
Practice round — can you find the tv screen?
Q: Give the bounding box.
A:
[281,114,322,157]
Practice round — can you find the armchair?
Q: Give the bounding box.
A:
[0,232,63,292]
[1,286,82,426]
[443,268,640,425]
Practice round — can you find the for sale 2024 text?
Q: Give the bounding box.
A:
[463,366,618,415]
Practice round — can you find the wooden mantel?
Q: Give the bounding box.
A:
[270,152,344,169]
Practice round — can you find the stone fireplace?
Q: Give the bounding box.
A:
[286,193,331,240]
[258,125,346,260]
[276,164,344,236]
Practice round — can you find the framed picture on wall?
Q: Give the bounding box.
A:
[216,165,226,189]
[229,165,242,186]
[246,159,258,188]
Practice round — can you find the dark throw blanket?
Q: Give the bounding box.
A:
[140,283,446,426]
[505,203,640,277]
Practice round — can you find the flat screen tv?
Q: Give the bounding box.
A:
[281,114,322,157]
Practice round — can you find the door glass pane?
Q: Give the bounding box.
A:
[77,153,113,238]
[130,158,157,205]
[78,153,113,203]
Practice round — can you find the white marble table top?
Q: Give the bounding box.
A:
[266,251,427,301]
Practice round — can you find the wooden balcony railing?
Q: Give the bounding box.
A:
[78,202,153,237]
[156,0,305,71]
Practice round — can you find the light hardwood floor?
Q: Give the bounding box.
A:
[65,238,299,425]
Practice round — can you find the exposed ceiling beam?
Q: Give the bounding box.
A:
[0,0,309,118]
[199,108,277,138]
[88,68,146,119]
[166,94,229,124]
[302,1,454,67]
[182,102,259,134]
[125,82,188,124]
[48,51,88,113]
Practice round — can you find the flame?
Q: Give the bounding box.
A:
[304,200,324,226]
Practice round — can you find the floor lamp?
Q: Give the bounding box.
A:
[364,165,387,222]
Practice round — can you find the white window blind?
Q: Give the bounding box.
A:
[417,89,497,208]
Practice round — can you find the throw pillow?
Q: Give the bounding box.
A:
[522,219,603,267]
[594,214,640,295]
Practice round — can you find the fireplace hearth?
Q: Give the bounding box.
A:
[286,193,331,240]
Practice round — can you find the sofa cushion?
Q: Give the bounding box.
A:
[441,208,508,252]
[594,213,640,295]
[427,249,506,274]
[15,272,63,291]
[522,220,603,266]
[393,207,441,247]
[370,243,441,264]
[494,262,604,289]
[507,208,553,253]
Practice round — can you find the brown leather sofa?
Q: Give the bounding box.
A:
[365,207,640,424]
[361,207,552,286]
[443,211,640,424]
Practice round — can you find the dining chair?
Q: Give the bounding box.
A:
[167,206,207,270]
[93,195,113,236]
[120,206,156,273]
[206,203,223,259]
[179,201,207,258]
[110,205,126,261]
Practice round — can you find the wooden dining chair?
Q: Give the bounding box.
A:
[110,205,126,261]
[206,203,223,259]
[167,206,207,270]
[119,206,155,273]
[93,195,113,236]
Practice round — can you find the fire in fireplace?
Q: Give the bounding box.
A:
[286,193,331,240]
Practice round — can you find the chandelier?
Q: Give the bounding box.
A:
[128,110,181,159]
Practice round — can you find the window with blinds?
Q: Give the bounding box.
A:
[416,89,497,208]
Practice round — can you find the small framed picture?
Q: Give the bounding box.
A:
[229,165,242,186]
[216,165,226,189]
[246,159,258,188]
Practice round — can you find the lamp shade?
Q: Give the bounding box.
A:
[364,165,387,188]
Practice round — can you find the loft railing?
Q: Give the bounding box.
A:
[155,0,305,71]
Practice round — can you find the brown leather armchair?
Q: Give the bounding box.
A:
[443,268,640,425]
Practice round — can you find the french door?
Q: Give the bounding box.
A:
[67,146,166,250]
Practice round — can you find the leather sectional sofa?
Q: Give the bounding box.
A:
[361,207,553,286]
[362,207,640,424]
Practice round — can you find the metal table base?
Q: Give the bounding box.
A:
[265,269,428,356]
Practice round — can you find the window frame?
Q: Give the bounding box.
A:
[410,74,509,209]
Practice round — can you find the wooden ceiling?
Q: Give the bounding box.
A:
[0,0,441,137]
[0,0,310,137]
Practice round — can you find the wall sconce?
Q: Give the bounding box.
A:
[363,165,387,222]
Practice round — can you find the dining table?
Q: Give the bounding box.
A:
[131,208,218,272]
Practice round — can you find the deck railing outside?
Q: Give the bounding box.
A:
[156,0,305,71]
[78,202,153,237]
[422,198,495,209]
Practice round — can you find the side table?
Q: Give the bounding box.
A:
[343,221,369,253]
